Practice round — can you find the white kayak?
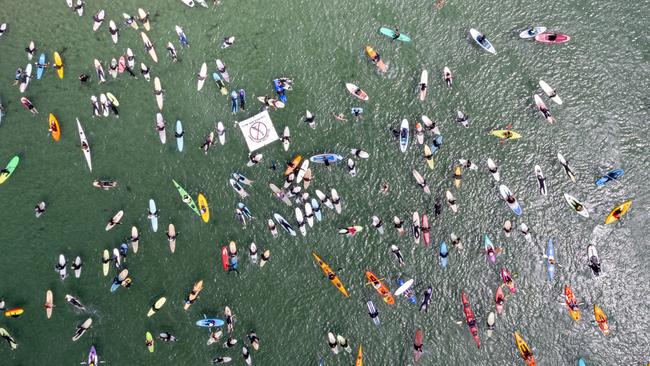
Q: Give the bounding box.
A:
[197,62,207,91]
[419,70,428,101]
[154,77,163,110]
[539,80,563,105]
[76,118,92,172]
[469,28,496,54]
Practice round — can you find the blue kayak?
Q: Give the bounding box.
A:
[36,53,46,80]
[430,135,443,154]
[396,278,417,304]
[309,153,344,164]
[546,239,556,282]
[439,242,449,268]
[196,318,225,328]
[595,169,624,186]
[230,91,238,114]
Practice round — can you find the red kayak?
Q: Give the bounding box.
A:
[495,286,505,314]
[461,290,481,348]
[421,215,430,246]
[220,246,229,271]
[501,267,516,293]
[535,32,570,44]
[413,328,423,362]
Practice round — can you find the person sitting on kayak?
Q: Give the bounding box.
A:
[574,203,584,212]
[414,342,423,352]
[393,28,401,40]
[354,87,363,96]
[547,33,557,41]
[502,130,513,139]
[81,141,89,152]
[476,34,486,44]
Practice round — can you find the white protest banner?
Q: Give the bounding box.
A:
[237,110,279,152]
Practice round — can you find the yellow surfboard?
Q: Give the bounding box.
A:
[53,52,64,79]
[197,193,210,223]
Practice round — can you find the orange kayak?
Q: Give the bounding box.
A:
[312,252,349,297]
[564,285,581,321]
[593,304,610,335]
[284,155,302,176]
[514,332,536,366]
[365,270,394,305]
[355,344,363,366]
[49,113,61,141]
[4,307,24,317]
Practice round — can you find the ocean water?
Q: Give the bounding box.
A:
[0,0,648,365]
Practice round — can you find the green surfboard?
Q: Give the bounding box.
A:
[379,27,411,42]
[0,156,19,184]
[172,179,201,216]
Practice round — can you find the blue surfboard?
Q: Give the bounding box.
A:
[36,53,46,80]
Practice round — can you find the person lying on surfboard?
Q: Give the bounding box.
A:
[392,28,401,40]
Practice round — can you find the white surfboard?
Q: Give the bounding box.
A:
[539,80,563,105]
[419,70,428,101]
[156,113,166,144]
[76,118,92,172]
[197,62,207,91]
[154,77,163,110]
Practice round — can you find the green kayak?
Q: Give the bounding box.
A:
[379,27,411,42]
[0,156,19,185]
[172,179,201,216]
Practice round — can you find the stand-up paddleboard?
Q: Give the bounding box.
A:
[106,93,119,107]
[487,160,499,182]
[36,53,46,80]
[110,268,128,292]
[221,36,235,49]
[539,80,563,105]
[366,300,380,326]
[269,183,291,206]
[0,156,20,185]
[519,26,547,39]
[399,119,409,152]
[109,20,118,44]
[105,210,123,231]
[563,193,589,218]
[76,118,92,172]
[413,329,423,362]
[73,256,82,278]
[331,188,342,214]
[92,10,105,31]
[141,32,158,63]
[154,77,163,110]
[535,32,571,44]
[45,290,53,319]
[181,0,195,7]
[587,245,601,276]
[412,169,431,194]
[220,246,229,271]
[499,184,522,216]
[296,159,309,183]
[282,126,290,151]
[149,199,158,232]
[123,13,138,30]
[484,234,496,263]
[19,63,32,93]
[118,57,126,73]
[419,70,428,101]
[126,48,135,69]
[546,239,556,282]
[534,165,547,196]
[197,62,207,91]
[213,73,228,95]
[309,153,344,164]
[421,115,440,134]
[175,120,184,152]
[217,121,225,145]
[155,113,166,144]
[379,27,411,42]
[138,8,150,31]
[364,46,387,72]
[596,169,624,186]
[394,278,414,297]
[469,28,496,54]
[295,207,307,236]
[196,317,225,328]
[168,224,176,253]
[147,297,166,317]
[345,83,369,101]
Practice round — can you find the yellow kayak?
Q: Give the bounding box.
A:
[197,193,210,223]
[312,252,349,297]
[593,304,610,335]
[53,51,64,79]
[355,344,363,366]
[514,332,536,366]
[490,129,521,139]
[604,200,631,224]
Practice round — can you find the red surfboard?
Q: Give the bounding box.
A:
[220,246,229,271]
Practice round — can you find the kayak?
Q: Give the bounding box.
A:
[535,32,571,44]
[4,308,23,317]
[312,252,349,297]
[355,344,363,366]
[197,193,210,223]
[395,278,416,304]
[593,305,610,335]
[53,51,64,78]
[175,120,184,152]
[439,242,449,268]
[490,130,521,139]
[365,271,394,305]
[604,200,631,224]
[499,184,522,216]
[309,153,344,164]
[461,290,481,348]
[36,53,46,79]
[469,28,496,54]
[172,179,201,216]
[514,332,536,366]
[87,345,98,366]
[48,113,61,141]
[484,234,496,263]
[148,199,158,232]
[145,331,154,353]
[501,267,516,293]
[140,32,158,63]
[546,239,556,282]
[76,118,92,172]
[345,83,369,101]
[596,169,624,186]
[539,80,563,105]
[564,285,581,321]
[563,193,589,218]
[519,26,547,39]
[379,27,411,42]
[146,297,166,317]
[399,119,409,152]
[495,286,505,314]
